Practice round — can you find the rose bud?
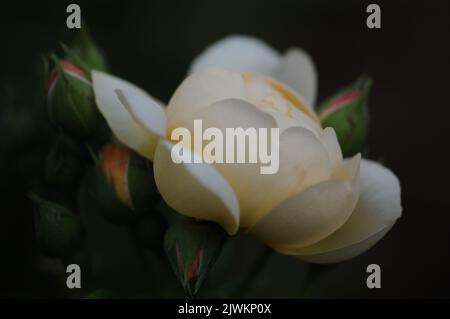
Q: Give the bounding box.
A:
[164,220,227,296]
[317,75,372,157]
[30,194,84,257]
[47,59,102,138]
[44,136,84,187]
[95,144,157,223]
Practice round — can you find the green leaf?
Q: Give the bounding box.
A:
[317,75,372,157]
[164,219,227,296]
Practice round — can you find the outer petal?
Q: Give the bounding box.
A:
[250,154,361,249]
[153,140,240,235]
[165,67,247,131]
[273,48,318,107]
[188,36,318,108]
[292,159,402,263]
[321,127,343,169]
[188,35,281,75]
[189,99,332,228]
[92,70,163,160]
[115,89,166,137]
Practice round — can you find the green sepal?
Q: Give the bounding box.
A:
[69,26,110,72]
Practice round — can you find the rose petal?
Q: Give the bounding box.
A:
[291,159,402,263]
[250,154,361,249]
[243,74,321,134]
[297,225,394,264]
[183,98,277,227]
[191,98,333,228]
[273,48,318,107]
[188,35,281,75]
[92,70,162,160]
[153,140,240,235]
[166,67,246,131]
[115,89,166,136]
[257,106,322,136]
[321,127,343,169]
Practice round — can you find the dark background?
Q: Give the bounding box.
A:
[0,0,449,298]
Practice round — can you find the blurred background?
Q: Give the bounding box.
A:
[0,0,449,298]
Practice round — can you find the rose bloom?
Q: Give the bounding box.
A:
[92,36,402,264]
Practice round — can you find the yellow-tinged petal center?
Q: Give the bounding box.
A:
[242,73,320,124]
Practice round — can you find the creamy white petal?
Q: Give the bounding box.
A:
[192,100,332,228]
[153,140,240,235]
[92,70,161,160]
[292,159,402,263]
[243,74,321,134]
[189,35,281,75]
[263,76,319,123]
[184,98,277,227]
[321,127,343,169]
[250,154,361,249]
[115,89,166,136]
[273,48,318,107]
[166,67,247,131]
[298,225,394,264]
[258,106,322,136]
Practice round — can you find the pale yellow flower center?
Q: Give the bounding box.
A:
[242,74,319,125]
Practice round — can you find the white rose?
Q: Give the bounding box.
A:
[91,35,402,264]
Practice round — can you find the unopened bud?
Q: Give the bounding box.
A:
[317,75,372,157]
[95,144,157,222]
[164,220,227,296]
[47,59,102,138]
